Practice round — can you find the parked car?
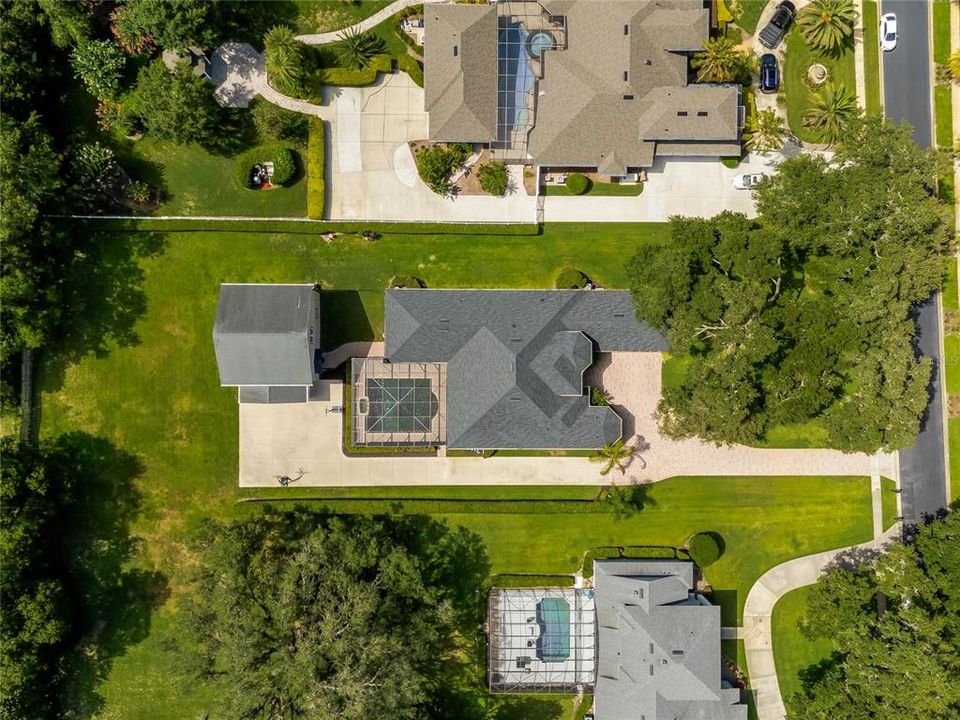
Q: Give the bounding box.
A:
[759,1,796,49]
[880,13,898,52]
[733,173,766,189]
[759,53,779,93]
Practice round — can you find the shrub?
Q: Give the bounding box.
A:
[265,25,307,97]
[555,266,589,289]
[307,118,325,219]
[687,532,723,567]
[234,144,298,189]
[415,143,472,195]
[478,161,509,196]
[252,99,307,142]
[566,172,590,195]
[388,274,425,288]
[721,156,741,169]
[590,387,610,406]
[124,180,153,204]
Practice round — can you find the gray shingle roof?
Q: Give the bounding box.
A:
[213,284,318,386]
[384,290,667,449]
[593,560,747,720]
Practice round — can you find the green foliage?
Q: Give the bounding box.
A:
[721,156,741,168]
[251,98,307,142]
[477,161,509,196]
[792,509,960,720]
[798,0,857,52]
[687,532,723,567]
[0,1,46,119]
[70,39,126,99]
[334,26,387,69]
[566,172,591,195]
[692,35,756,84]
[950,50,960,81]
[130,60,222,145]
[590,439,636,476]
[388,274,426,288]
[745,108,786,152]
[38,0,92,47]
[591,386,610,406]
[492,574,576,588]
[313,53,392,88]
[76,217,540,235]
[414,143,472,196]
[234,144,298,189]
[71,142,119,197]
[177,510,487,719]
[264,25,307,97]
[628,117,950,452]
[555,266,589,289]
[307,117,325,219]
[581,545,683,577]
[803,82,858,145]
[124,180,153,204]
[604,481,652,519]
[110,0,215,53]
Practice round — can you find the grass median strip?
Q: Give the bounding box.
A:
[861,1,882,114]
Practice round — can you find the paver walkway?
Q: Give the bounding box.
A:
[296,0,444,45]
[321,341,384,370]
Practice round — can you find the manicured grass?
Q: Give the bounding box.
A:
[944,258,959,311]
[935,85,953,149]
[945,335,960,395]
[292,0,392,34]
[950,418,960,503]
[933,1,953,149]
[127,137,308,217]
[543,181,645,197]
[771,585,834,717]
[861,1,882,115]
[881,477,898,531]
[735,0,769,35]
[783,30,857,143]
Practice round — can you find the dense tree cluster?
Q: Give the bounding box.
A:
[176,510,487,720]
[791,509,960,719]
[628,118,950,452]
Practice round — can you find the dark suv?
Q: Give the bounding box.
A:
[760,53,779,93]
[759,1,796,49]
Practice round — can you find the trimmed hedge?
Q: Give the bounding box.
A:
[687,532,723,567]
[555,266,589,289]
[566,172,591,195]
[397,53,423,87]
[313,54,392,89]
[581,545,683,578]
[234,144,298,189]
[491,574,576,588]
[307,117,325,219]
[721,156,741,169]
[388,274,425,288]
[71,218,541,235]
[478,161,509,196]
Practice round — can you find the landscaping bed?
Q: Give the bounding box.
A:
[542,173,645,196]
[783,29,856,143]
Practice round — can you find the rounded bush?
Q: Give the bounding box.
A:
[566,172,590,195]
[687,532,723,567]
[235,144,299,189]
[388,274,425,289]
[555,266,588,289]
[721,156,741,169]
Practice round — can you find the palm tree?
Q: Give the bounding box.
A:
[745,108,786,152]
[803,82,858,145]
[264,25,305,95]
[334,27,385,70]
[949,50,960,83]
[691,36,741,83]
[590,440,636,477]
[798,0,857,52]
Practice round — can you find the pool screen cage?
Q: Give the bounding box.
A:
[487,587,596,694]
[490,1,567,163]
[350,357,447,447]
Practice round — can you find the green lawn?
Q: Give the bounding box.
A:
[783,30,857,143]
[861,1,882,115]
[771,585,834,716]
[951,419,960,503]
[543,181,645,197]
[292,0,393,35]
[735,0,769,35]
[881,477,898,531]
[933,1,954,148]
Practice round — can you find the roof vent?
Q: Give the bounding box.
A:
[672,650,684,656]
[623,94,635,100]
[453,45,458,57]
[623,24,629,35]
[644,59,652,65]
[697,111,708,117]
[677,111,688,117]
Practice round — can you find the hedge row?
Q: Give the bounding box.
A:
[313,54,392,90]
[397,53,423,87]
[581,545,684,578]
[72,218,541,235]
[258,497,615,514]
[307,117,325,220]
[490,574,576,588]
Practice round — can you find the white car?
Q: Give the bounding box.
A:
[880,13,897,52]
[733,173,766,189]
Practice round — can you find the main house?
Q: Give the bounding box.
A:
[488,560,747,720]
[350,289,667,450]
[424,0,743,177]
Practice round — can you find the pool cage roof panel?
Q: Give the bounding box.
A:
[488,587,596,694]
[351,358,446,447]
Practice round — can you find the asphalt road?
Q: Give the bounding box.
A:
[881,0,932,147]
[881,0,946,522]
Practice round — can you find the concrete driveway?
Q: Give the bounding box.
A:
[541,153,780,222]
[325,73,537,222]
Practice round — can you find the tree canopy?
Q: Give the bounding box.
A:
[791,509,960,719]
[131,59,223,145]
[176,509,488,720]
[627,117,950,452]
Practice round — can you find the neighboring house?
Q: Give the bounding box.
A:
[350,289,667,450]
[488,560,747,720]
[213,283,321,403]
[424,0,743,177]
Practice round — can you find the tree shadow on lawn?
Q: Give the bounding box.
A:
[321,290,377,348]
[709,588,739,628]
[51,433,169,719]
[41,230,166,393]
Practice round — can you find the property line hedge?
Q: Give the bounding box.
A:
[581,545,687,578]
[490,574,576,588]
[69,218,540,235]
[307,117,325,219]
[313,54,392,90]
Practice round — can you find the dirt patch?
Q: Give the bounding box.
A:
[453,148,491,196]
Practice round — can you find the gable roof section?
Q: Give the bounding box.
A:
[384,290,667,448]
[638,85,741,141]
[424,4,498,142]
[213,284,317,386]
[593,560,748,720]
